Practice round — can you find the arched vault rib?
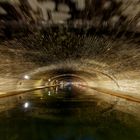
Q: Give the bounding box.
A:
[24,64,120,88]
[48,73,88,84]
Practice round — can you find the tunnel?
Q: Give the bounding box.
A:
[0,0,140,140]
[0,31,140,140]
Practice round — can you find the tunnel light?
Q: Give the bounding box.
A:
[48,91,51,96]
[24,75,30,80]
[23,102,30,108]
[48,79,51,82]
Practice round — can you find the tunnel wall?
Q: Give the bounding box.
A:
[0,34,140,100]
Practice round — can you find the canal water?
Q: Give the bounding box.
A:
[0,85,140,140]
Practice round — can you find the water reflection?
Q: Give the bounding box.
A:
[23,102,30,109]
[0,85,140,140]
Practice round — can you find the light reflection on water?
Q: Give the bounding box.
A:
[0,86,140,140]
